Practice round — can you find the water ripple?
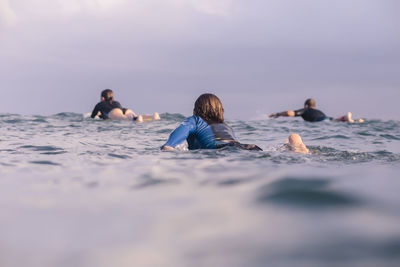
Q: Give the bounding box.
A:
[257,177,361,208]
[19,145,64,152]
[29,160,61,166]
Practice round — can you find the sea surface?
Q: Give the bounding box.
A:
[1,113,400,267]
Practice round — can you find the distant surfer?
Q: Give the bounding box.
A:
[161,93,262,151]
[269,98,363,123]
[269,98,327,122]
[90,89,160,122]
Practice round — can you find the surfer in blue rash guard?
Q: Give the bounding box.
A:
[161,93,262,151]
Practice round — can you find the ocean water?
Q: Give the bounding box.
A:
[1,113,400,267]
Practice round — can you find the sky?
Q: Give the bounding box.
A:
[1,0,399,119]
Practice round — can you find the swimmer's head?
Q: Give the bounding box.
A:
[304,98,316,109]
[193,93,224,124]
[101,89,114,102]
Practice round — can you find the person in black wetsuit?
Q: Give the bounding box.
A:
[91,89,135,120]
[90,89,160,122]
[269,98,327,122]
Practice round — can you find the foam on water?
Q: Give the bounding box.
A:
[0,113,400,267]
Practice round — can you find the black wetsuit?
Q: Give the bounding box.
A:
[294,108,326,122]
[90,101,127,119]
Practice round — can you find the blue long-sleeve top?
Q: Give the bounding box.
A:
[162,116,238,150]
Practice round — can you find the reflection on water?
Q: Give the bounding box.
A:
[0,113,400,267]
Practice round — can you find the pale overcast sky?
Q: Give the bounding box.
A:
[1,0,399,119]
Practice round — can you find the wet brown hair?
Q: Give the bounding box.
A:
[101,89,114,103]
[304,98,316,108]
[193,93,224,124]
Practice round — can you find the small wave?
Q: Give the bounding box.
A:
[0,149,15,152]
[328,150,374,162]
[159,113,186,121]
[31,117,48,123]
[19,145,64,152]
[256,153,272,159]
[0,113,20,118]
[68,124,82,128]
[313,135,350,140]
[380,134,400,141]
[371,150,400,162]
[311,146,400,163]
[231,121,258,131]
[108,153,131,159]
[3,119,23,124]
[356,131,375,137]
[0,162,15,167]
[156,128,174,134]
[257,177,361,208]
[40,151,67,155]
[269,154,309,164]
[29,160,61,166]
[132,177,179,189]
[289,236,400,261]
[53,112,84,118]
[217,177,256,187]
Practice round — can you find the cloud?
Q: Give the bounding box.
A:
[0,0,17,26]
